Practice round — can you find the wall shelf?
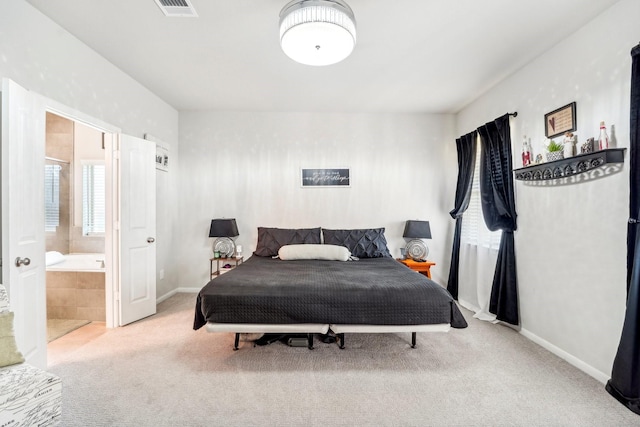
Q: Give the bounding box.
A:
[513,148,626,181]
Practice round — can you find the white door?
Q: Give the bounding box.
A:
[119,134,156,325]
[1,79,47,369]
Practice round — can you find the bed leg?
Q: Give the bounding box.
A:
[338,333,345,349]
[411,332,416,348]
[307,333,314,350]
[233,333,240,351]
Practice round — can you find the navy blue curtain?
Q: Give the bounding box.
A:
[477,115,519,325]
[606,42,640,415]
[447,131,477,299]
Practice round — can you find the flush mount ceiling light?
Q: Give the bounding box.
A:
[279,0,357,66]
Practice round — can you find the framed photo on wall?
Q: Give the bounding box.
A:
[301,168,350,187]
[544,102,577,139]
[155,144,169,172]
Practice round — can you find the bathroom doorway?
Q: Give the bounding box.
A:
[44,112,107,343]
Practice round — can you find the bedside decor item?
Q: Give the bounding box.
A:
[544,102,577,139]
[403,220,432,261]
[546,140,565,162]
[209,218,239,258]
[279,0,357,66]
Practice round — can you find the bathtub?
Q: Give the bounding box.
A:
[46,252,106,321]
[46,252,105,273]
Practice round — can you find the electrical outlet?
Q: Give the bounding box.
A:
[159,269,165,280]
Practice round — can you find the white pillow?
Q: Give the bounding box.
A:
[278,244,351,261]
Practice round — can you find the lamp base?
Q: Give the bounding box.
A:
[405,239,428,261]
[213,237,236,258]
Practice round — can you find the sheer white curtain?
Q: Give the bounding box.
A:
[457,138,501,322]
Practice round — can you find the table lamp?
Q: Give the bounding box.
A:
[209,218,239,258]
[403,220,432,261]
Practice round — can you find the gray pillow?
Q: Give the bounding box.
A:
[254,227,321,257]
[322,228,392,258]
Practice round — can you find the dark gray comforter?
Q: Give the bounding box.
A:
[193,255,467,330]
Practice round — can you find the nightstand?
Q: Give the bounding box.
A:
[397,258,436,279]
[210,256,243,279]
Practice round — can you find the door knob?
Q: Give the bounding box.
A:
[147,237,155,243]
[15,257,31,267]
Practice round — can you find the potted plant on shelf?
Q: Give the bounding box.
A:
[546,139,565,162]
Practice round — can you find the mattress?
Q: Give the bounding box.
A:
[194,255,467,330]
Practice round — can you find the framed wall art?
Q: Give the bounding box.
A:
[544,102,577,139]
[301,168,350,187]
[155,144,169,172]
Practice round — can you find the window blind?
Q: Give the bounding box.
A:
[82,164,106,235]
[461,136,502,250]
[44,164,61,232]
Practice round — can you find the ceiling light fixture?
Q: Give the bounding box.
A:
[279,0,357,66]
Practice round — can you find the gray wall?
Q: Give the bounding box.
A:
[177,111,457,288]
[0,0,181,298]
[456,0,640,381]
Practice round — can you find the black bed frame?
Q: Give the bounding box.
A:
[232,331,418,350]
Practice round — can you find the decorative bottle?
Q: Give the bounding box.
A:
[598,121,609,150]
[521,136,531,167]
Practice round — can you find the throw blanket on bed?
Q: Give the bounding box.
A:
[193,256,467,330]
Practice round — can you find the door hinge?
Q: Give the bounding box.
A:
[113,150,120,160]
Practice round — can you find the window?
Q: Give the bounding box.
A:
[461,137,502,250]
[82,163,105,235]
[44,164,61,232]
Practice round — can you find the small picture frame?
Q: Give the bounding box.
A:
[155,144,169,172]
[301,168,350,187]
[544,102,577,139]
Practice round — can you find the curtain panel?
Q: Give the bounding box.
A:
[606,42,640,416]
[477,115,519,325]
[447,131,477,299]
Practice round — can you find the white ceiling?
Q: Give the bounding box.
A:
[26,0,621,114]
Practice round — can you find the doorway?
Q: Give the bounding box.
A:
[44,112,107,344]
[3,78,156,369]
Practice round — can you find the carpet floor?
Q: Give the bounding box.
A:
[47,293,639,426]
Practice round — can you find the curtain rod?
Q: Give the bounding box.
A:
[507,112,518,117]
[45,156,70,164]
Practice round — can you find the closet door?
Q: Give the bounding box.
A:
[1,78,47,369]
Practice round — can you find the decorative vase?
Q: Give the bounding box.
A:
[546,151,564,162]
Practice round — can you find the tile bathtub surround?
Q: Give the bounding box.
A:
[46,271,105,321]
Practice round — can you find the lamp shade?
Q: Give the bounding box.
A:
[209,219,239,238]
[403,220,432,239]
[279,0,356,66]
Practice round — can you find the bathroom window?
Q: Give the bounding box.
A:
[44,164,61,232]
[82,163,105,235]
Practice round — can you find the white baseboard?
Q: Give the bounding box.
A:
[519,328,610,384]
[156,287,200,304]
[457,298,609,384]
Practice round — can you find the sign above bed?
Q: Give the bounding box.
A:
[301,168,350,187]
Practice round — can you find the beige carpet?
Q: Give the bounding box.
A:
[47,293,639,426]
[47,318,91,342]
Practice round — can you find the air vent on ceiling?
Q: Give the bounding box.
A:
[154,0,198,17]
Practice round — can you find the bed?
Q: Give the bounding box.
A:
[193,227,467,350]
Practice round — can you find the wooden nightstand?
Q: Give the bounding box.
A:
[210,256,243,279]
[397,258,436,279]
